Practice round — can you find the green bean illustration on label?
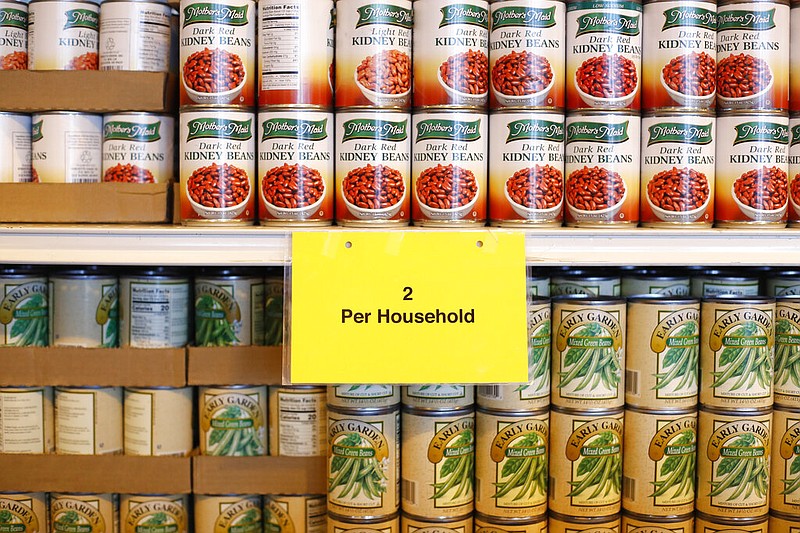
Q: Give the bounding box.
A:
[0,280,48,347]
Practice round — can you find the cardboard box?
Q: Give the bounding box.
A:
[0,455,192,493]
[0,71,176,113]
[188,346,283,385]
[0,346,186,387]
[0,183,171,223]
[193,456,326,494]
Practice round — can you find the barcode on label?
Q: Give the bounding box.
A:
[70,178,100,183]
[402,478,416,505]
[625,370,639,396]
[478,385,501,400]
[623,476,636,500]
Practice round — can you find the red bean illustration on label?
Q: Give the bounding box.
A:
[788,117,800,225]
[28,1,99,70]
[102,114,174,184]
[0,2,27,70]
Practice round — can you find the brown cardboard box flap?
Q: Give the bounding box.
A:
[0,183,171,223]
[0,346,186,387]
[193,456,326,494]
[0,71,176,112]
[0,455,192,493]
[188,346,283,385]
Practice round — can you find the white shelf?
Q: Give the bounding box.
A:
[0,224,798,266]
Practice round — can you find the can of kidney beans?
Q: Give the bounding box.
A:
[642,0,716,111]
[0,1,27,70]
[258,109,334,225]
[102,113,174,184]
[99,0,172,72]
[31,112,102,183]
[258,0,333,108]
[788,115,800,226]
[566,0,642,111]
[179,0,255,107]
[475,514,547,533]
[413,0,490,109]
[412,110,488,226]
[716,0,790,111]
[488,0,565,110]
[640,112,715,226]
[28,0,99,70]
[715,110,790,227]
[0,113,32,182]
[335,0,412,109]
[564,111,640,226]
[774,296,800,408]
[179,107,256,225]
[335,109,411,226]
[489,110,565,226]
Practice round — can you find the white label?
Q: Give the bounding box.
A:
[100,3,171,71]
[0,389,46,453]
[65,130,102,183]
[123,390,153,455]
[128,281,190,348]
[277,390,324,456]
[260,2,300,90]
[55,389,95,454]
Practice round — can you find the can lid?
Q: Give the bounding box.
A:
[51,266,116,279]
[196,267,263,278]
[716,109,790,119]
[489,107,566,116]
[625,404,698,416]
[327,512,400,525]
[122,266,188,279]
[476,406,550,417]
[412,105,488,114]
[702,295,775,304]
[401,405,473,417]
[0,265,46,277]
[627,294,700,304]
[550,405,625,416]
[552,294,625,303]
[642,109,716,119]
[327,404,399,416]
[402,512,475,524]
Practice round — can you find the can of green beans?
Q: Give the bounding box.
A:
[328,512,400,533]
[123,387,193,457]
[264,495,327,533]
[400,513,473,533]
[402,386,474,410]
[625,296,700,410]
[194,268,265,346]
[621,407,697,517]
[119,268,190,348]
[767,271,800,296]
[551,295,626,410]
[696,406,772,517]
[474,514,547,533]
[0,492,49,533]
[550,271,622,297]
[620,511,694,533]
[50,267,118,348]
[0,266,48,347]
[50,493,118,533]
[700,297,775,409]
[194,494,263,533]
[621,269,691,297]
[547,511,621,533]
[121,494,189,533]
[769,511,800,533]
[328,385,400,410]
[548,407,624,517]
[527,273,550,298]
[775,295,800,408]
[268,385,327,457]
[770,406,800,514]
[695,512,768,533]
[474,408,549,518]
[264,270,284,346]
[0,387,54,454]
[691,270,762,298]
[199,385,267,456]
[55,386,123,455]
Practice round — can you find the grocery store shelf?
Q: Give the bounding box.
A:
[1,224,800,266]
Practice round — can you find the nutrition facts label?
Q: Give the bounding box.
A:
[129,282,189,347]
[260,2,300,90]
[277,390,324,456]
[0,389,46,453]
[100,5,171,71]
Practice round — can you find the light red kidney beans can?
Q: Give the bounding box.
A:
[489,110,565,227]
[488,0,566,110]
[564,111,640,226]
[413,0,490,109]
[102,113,175,184]
[258,0,334,108]
[258,109,334,225]
[335,0,413,109]
[640,112,715,227]
[791,2,800,113]
[335,110,411,226]
[27,0,99,70]
[0,113,32,182]
[714,111,790,227]
[179,107,256,225]
[716,0,790,111]
[641,0,717,111]
[789,115,800,226]
[31,112,102,183]
[99,0,172,72]
[412,111,488,226]
[0,1,27,70]
[566,0,642,111]
[179,0,255,107]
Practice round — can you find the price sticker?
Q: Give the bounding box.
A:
[290,231,528,383]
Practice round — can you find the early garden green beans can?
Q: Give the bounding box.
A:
[119,268,190,348]
[121,494,189,533]
[474,514,547,533]
[769,511,800,533]
[50,493,118,533]
[400,514,473,533]
[767,271,800,296]
[264,495,327,533]
[268,385,327,457]
[328,385,401,410]
[328,513,400,533]
[620,512,695,533]
[0,493,48,533]
[123,387,193,457]
[775,296,800,407]
[50,268,118,348]
[55,386,123,455]
[621,270,691,297]
[691,270,761,298]
[548,513,620,533]
[194,269,265,346]
[770,406,800,514]
[550,272,622,297]
[0,387,54,454]
[199,385,267,456]
[194,494,263,533]
[402,385,474,410]
[0,267,48,347]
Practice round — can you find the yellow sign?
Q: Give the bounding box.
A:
[290,231,528,384]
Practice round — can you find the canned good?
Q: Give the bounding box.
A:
[268,385,327,457]
[621,512,694,533]
[400,407,474,519]
[194,494,262,533]
[99,0,172,72]
[769,512,800,533]
[776,296,800,407]
[401,514,473,533]
[0,387,54,454]
[402,385,474,410]
[102,113,175,184]
[695,513,769,533]
[328,406,400,518]
[0,113,32,182]
[548,513,621,533]
[551,295,626,410]
[564,112,641,226]
[121,494,189,533]
[792,2,800,113]
[123,387,193,457]
[264,495,327,533]
[199,385,267,456]
[258,0,333,107]
[31,112,102,183]
[50,269,118,348]
[50,493,118,533]
[0,493,48,533]
[622,272,691,297]
[179,0,255,106]
[770,406,800,514]
[789,116,800,226]
[328,513,400,533]
[475,408,549,517]
[257,109,334,225]
[335,110,411,226]
[28,0,99,70]
[625,296,700,410]
[413,0,490,108]
[527,273,550,297]
[264,271,283,346]
[488,110,565,227]
[700,296,775,409]
[55,386,123,455]
[194,269,265,346]
[411,110,488,226]
[716,0,790,111]
[335,0,412,109]
[179,108,256,225]
[119,268,190,348]
[767,271,800,296]
[715,111,790,226]
[474,514,547,533]
[0,1,27,70]
[691,270,761,298]
[551,271,622,297]
[327,385,401,409]
[0,267,47,347]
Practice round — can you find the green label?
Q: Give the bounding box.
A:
[187,118,253,141]
[261,118,328,141]
[647,122,713,146]
[182,3,249,27]
[718,8,775,30]
[733,122,789,145]
[355,3,413,28]
[415,119,482,142]
[63,9,98,30]
[661,6,716,30]
[575,11,640,36]
[341,119,407,142]
[135,526,177,533]
[505,119,564,143]
[103,121,161,142]
[491,5,557,29]
[0,8,27,29]
[566,121,629,144]
[31,121,43,142]
[791,125,800,146]
[439,3,489,28]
